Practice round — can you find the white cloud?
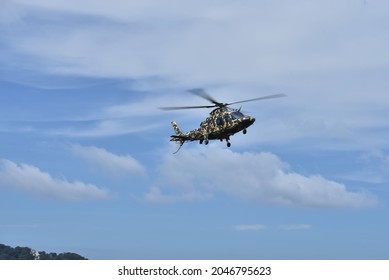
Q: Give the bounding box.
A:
[144,186,211,204]
[0,159,109,201]
[278,224,311,231]
[71,144,145,176]
[154,146,377,209]
[234,224,266,231]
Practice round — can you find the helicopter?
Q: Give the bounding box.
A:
[160,88,286,153]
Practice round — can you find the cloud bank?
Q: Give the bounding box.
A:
[151,147,376,209]
[0,159,109,201]
[4,0,389,84]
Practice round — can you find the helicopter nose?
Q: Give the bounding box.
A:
[243,116,255,125]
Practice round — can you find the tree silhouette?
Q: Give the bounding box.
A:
[0,244,87,260]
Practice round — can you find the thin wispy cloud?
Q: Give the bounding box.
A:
[52,120,162,138]
[279,224,311,231]
[234,224,266,231]
[0,159,109,201]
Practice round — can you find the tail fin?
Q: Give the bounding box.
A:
[171,121,183,136]
[170,121,185,154]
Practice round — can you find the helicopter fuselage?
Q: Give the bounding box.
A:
[170,107,255,148]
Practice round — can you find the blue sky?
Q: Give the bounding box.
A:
[1,0,389,259]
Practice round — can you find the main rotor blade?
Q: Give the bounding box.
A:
[159,91,286,111]
[227,93,287,106]
[159,104,216,110]
[188,88,223,106]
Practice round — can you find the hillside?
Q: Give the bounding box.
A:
[0,244,87,260]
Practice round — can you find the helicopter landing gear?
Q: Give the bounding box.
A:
[243,129,247,134]
[226,136,231,147]
[204,134,209,145]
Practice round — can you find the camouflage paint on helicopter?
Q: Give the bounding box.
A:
[171,107,255,145]
[161,89,285,153]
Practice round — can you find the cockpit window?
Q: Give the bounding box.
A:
[216,117,224,126]
[231,111,244,120]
